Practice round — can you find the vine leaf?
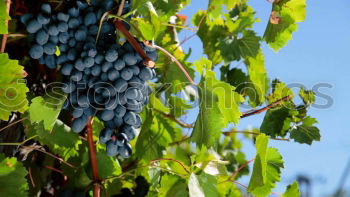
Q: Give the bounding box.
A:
[282,181,300,197]
[263,0,306,51]
[260,106,292,138]
[190,58,243,148]
[28,93,65,131]
[245,50,269,106]
[158,174,188,197]
[0,154,29,197]
[290,116,320,145]
[248,134,285,197]
[188,173,219,197]
[0,1,10,34]
[0,53,29,121]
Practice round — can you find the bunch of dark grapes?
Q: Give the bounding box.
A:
[21,0,158,159]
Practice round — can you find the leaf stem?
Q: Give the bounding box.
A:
[0,0,11,53]
[154,109,193,128]
[114,20,155,68]
[150,158,190,174]
[87,117,100,197]
[219,158,255,184]
[240,95,293,118]
[152,44,197,86]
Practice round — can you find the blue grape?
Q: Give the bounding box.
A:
[68,7,79,17]
[58,22,69,33]
[113,116,123,128]
[135,114,142,127]
[68,38,76,47]
[43,42,56,55]
[147,51,158,61]
[106,140,118,156]
[45,55,56,69]
[78,95,89,108]
[114,105,126,118]
[61,63,73,75]
[102,62,113,72]
[37,14,50,25]
[123,111,137,126]
[72,116,88,133]
[105,99,118,110]
[101,22,113,34]
[119,142,132,158]
[120,67,133,81]
[139,67,153,81]
[27,19,42,33]
[114,79,128,93]
[128,77,144,89]
[116,133,128,146]
[88,25,98,35]
[105,49,118,62]
[62,82,76,94]
[20,13,33,25]
[84,107,95,116]
[130,65,140,75]
[59,44,68,52]
[108,69,120,81]
[72,108,84,118]
[68,18,80,29]
[81,51,87,57]
[84,12,97,26]
[48,25,59,36]
[122,125,136,140]
[100,110,115,121]
[126,99,142,111]
[100,72,108,81]
[35,30,49,45]
[58,32,69,43]
[103,0,114,10]
[57,12,70,22]
[125,88,138,100]
[102,86,116,97]
[91,65,101,76]
[77,1,88,10]
[38,56,45,64]
[57,54,68,65]
[41,4,51,14]
[49,35,59,44]
[71,71,83,81]
[99,128,114,144]
[116,93,127,105]
[123,42,134,52]
[84,68,91,75]
[75,29,87,41]
[83,57,95,67]
[74,58,85,71]
[88,48,97,57]
[29,44,43,59]
[67,49,77,60]
[123,53,137,65]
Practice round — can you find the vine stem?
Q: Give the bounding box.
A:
[0,117,28,133]
[0,0,11,53]
[219,158,255,184]
[240,95,293,118]
[152,44,197,86]
[86,117,100,197]
[150,158,190,174]
[114,20,155,68]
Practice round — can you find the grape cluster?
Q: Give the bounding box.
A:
[21,0,157,159]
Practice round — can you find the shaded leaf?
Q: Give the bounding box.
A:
[283,181,300,197]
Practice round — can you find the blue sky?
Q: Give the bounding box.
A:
[178,0,350,196]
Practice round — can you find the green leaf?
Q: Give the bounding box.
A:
[248,134,268,191]
[263,0,306,51]
[219,30,260,62]
[0,155,28,197]
[191,59,243,148]
[0,1,10,34]
[188,173,218,197]
[25,119,82,160]
[290,125,320,145]
[245,50,268,105]
[29,93,65,131]
[283,182,300,197]
[267,79,294,104]
[0,53,29,121]
[93,151,121,179]
[158,174,189,197]
[260,106,292,138]
[136,110,181,161]
[251,148,284,197]
[299,88,315,106]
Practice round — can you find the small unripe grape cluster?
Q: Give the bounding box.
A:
[21,0,158,159]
